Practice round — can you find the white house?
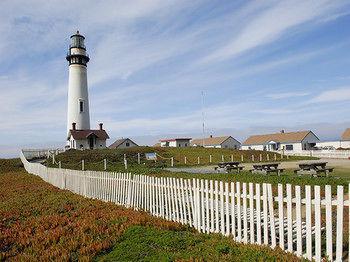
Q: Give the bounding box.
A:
[67,123,109,150]
[241,130,319,153]
[109,138,138,149]
[191,135,241,149]
[160,138,191,148]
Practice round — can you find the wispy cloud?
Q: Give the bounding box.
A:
[266,92,309,100]
[198,0,347,64]
[312,87,350,103]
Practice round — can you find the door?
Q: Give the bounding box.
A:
[88,136,94,149]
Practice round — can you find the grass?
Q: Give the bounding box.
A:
[0,159,301,261]
[48,147,316,170]
[98,225,300,262]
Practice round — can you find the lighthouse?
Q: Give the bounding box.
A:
[66,31,109,150]
[66,31,91,134]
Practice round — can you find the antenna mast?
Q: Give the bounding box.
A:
[201,91,205,147]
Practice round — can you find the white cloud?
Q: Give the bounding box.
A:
[312,87,350,103]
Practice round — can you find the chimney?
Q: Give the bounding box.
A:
[72,122,76,130]
[281,130,285,134]
[99,123,103,130]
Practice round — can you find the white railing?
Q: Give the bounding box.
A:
[20,150,349,261]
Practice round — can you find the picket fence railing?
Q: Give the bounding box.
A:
[20,150,350,261]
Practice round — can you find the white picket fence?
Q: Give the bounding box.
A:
[20,150,350,261]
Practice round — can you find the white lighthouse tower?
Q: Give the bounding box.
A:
[66,31,90,134]
[66,31,109,150]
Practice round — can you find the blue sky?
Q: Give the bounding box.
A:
[1,0,350,157]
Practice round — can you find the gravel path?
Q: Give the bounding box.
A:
[165,158,350,174]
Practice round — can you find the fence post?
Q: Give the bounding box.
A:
[82,160,84,171]
[197,157,200,165]
[124,154,128,170]
[137,153,141,164]
[52,153,55,164]
[184,156,187,164]
[266,154,269,161]
[221,155,224,162]
[209,155,212,163]
[59,161,61,169]
[259,154,262,162]
[231,155,233,162]
[241,155,244,162]
[274,154,277,161]
[104,159,107,170]
[171,157,174,167]
[251,155,254,162]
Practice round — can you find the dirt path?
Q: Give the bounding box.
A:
[166,158,350,174]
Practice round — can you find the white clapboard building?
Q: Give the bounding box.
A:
[242,130,319,152]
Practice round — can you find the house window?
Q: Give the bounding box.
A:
[184,143,187,147]
[285,145,293,151]
[126,142,130,147]
[79,100,84,113]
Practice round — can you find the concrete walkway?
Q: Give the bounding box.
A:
[166,158,350,174]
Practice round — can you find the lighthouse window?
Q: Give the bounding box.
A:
[79,101,84,113]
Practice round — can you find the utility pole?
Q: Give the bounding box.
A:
[201,91,205,147]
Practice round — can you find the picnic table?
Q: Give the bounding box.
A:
[215,161,244,173]
[294,161,334,176]
[250,162,284,176]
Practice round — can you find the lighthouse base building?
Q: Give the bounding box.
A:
[67,123,109,150]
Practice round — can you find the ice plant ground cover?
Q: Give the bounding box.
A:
[0,159,300,261]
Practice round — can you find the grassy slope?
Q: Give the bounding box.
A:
[49,147,315,170]
[0,159,300,261]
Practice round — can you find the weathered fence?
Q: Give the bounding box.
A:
[20,150,349,261]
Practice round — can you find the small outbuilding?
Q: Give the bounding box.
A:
[67,123,109,150]
[159,138,191,148]
[109,138,138,149]
[191,135,241,149]
[242,130,319,152]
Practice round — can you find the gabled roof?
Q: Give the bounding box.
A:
[159,138,191,142]
[342,128,350,141]
[191,136,240,146]
[68,129,109,140]
[243,130,317,145]
[109,138,138,148]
